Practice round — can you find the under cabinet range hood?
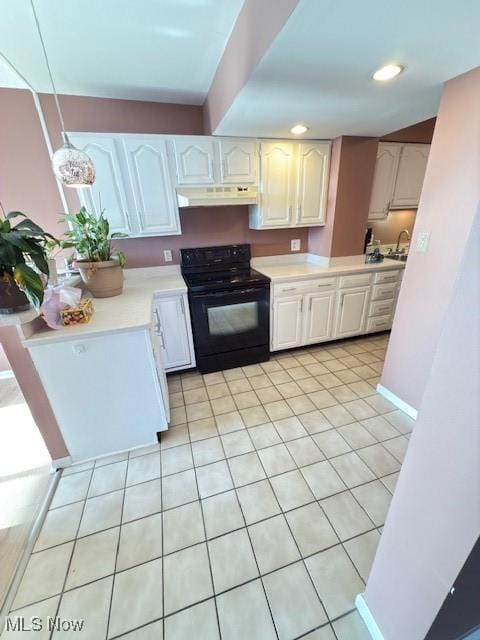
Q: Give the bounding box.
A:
[176,186,258,207]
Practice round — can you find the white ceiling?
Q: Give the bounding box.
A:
[215,0,480,137]
[0,0,244,104]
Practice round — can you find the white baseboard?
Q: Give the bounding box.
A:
[356,594,385,640]
[0,370,14,380]
[377,383,418,420]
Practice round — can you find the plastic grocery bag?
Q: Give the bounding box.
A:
[41,285,83,329]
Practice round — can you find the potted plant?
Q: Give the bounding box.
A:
[0,210,53,314]
[54,207,126,298]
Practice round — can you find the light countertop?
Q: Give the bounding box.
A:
[253,257,405,282]
[23,266,186,347]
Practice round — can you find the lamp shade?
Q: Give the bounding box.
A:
[52,135,95,188]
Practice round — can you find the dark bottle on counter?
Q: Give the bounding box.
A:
[364,228,373,254]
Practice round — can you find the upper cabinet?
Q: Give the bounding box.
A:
[368,142,430,220]
[296,142,330,226]
[68,134,132,235]
[170,136,258,186]
[218,138,258,184]
[171,136,216,185]
[391,144,430,208]
[68,132,180,237]
[123,137,180,236]
[250,140,331,229]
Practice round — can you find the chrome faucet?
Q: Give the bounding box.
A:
[395,229,411,252]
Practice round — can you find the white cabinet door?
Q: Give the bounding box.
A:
[218,139,258,184]
[296,142,330,226]
[368,143,401,220]
[392,144,430,208]
[303,292,335,344]
[150,325,170,423]
[153,294,194,371]
[272,295,303,350]
[68,134,131,235]
[257,142,295,228]
[171,137,216,185]
[335,287,370,338]
[123,136,180,236]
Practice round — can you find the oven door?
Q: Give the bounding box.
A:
[188,286,269,356]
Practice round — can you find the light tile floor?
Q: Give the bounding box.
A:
[2,333,415,639]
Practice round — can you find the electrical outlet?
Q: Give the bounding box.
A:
[291,239,301,252]
[163,249,173,262]
[416,231,430,253]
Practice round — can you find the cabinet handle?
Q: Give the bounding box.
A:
[297,205,302,220]
[180,297,185,315]
[154,308,161,335]
[160,329,166,349]
[288,205,293,218]
[300,298,303,313]
[317,283,331,287]
[309,297,312,312]
[282,287,297,292]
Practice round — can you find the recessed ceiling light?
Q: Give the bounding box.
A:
[372,64,404,82]
[290,124,309,135]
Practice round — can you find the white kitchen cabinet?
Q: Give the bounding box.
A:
[391,144,430,208]
[272,295,304,350]
[252,141,296,228]
[153,293,195,372]
[303,291,335,344]
[68,133,131,235]
[334,286,370,338]
[171,136,216,185]
[28,329,168,462]
[218,138,258,184]
[368,143,401,220]
[250,140,330,229]
[295,142,330,226]
[123,136,181,236]
[368,142,430,220]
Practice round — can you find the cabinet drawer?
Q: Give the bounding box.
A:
[366,314,391,332]
[371,283,396,301]
[338,273,372,289]
[273,277,336,297]
[369,299,394,317]
[373,270,399,285]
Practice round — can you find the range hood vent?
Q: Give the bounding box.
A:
[176,186,258,207]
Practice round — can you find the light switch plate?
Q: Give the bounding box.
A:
[163,249,173,262]
[416,231,430,253]
[291,239,301,252]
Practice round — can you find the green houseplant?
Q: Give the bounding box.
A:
[0,210,53,314]
[54,207,126,298]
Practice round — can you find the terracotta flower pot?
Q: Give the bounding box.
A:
[73,260,124,298]
[0,274,31,314]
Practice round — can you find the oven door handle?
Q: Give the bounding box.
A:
[191,287,262,299]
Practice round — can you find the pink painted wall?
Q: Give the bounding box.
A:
[117,206,308,268]
[0,89,65,235]
[363,208,480,640]
[381,66,480,410]
[204,0,300,133]
[0,326,68,460]
[309,136,378,257]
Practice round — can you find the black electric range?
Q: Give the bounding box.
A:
[181,245,270,373]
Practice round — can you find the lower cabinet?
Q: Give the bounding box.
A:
[271,290,335,350]
[271,268,402,351]
[272,295,304,350]
[335,286,370,339]
[153,293,196,372]
[303,292,336,345]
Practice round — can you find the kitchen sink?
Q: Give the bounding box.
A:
[388,253,408,262]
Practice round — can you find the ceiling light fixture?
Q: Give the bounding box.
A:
[30,0,95,188]
[290,124,309,135]
[372,64,404,82]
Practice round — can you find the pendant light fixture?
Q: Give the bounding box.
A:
[30,0,95,188]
